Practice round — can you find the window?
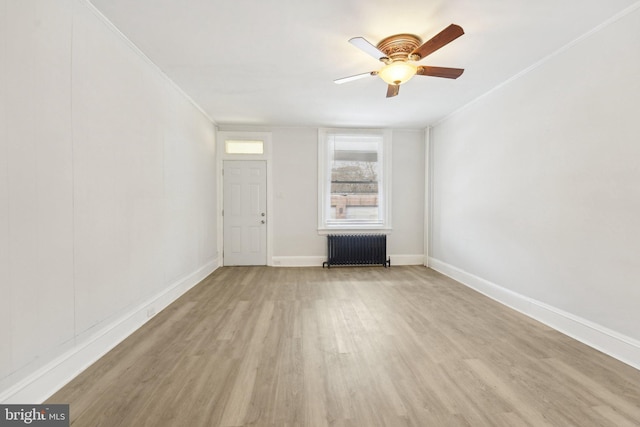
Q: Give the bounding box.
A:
[217,131,271,160]
[318,128,392,232]
[224,139,264,154]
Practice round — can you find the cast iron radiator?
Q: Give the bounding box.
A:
[323,234,390,268]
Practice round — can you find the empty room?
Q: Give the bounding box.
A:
[1,0,640,426]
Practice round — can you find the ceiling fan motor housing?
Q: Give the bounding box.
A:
[376,34,422,62]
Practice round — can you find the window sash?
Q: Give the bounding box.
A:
[318,128,392,232]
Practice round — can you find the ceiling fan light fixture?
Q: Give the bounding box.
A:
[336,24,465,97]
[378,61,418,85]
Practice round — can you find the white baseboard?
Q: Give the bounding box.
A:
[271,254,424,267]
[388,254,424,266]
[271,256,325,267]
[429,257,640,370]
[0,258,219,404]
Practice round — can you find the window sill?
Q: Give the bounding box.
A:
[317,227,392,236]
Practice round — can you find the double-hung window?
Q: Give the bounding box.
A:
[318,128,392,232]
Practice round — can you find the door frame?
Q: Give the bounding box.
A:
[216,129,273,266]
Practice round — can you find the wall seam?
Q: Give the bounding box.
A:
[70,0,77,347]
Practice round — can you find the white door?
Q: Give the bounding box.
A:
[223,160,267,265]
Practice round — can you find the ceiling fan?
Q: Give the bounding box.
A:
[335,24,465,98]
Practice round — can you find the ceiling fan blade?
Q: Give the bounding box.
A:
[349,37,388,61]
[386,84,399,98]
[334,71,376,84]
[411,24,464,60]
[417,66,464,79]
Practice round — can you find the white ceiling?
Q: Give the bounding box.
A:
[89,0,637,128]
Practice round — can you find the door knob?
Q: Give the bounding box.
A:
[261,213,265,216]
[261,220,265,224]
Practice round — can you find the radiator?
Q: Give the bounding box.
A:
[323,234,390,268]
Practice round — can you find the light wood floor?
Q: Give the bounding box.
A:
[48,266,640,426]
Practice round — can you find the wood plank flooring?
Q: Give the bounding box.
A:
[47,266,640,426]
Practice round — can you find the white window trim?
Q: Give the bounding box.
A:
[317,128,392,234]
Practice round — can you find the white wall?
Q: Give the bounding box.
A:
[389,129,424,260]
[220,126,425,266]
[271,128,325,261]
[271,127,425,265]
[0,0,217,402]
[430,6,640,366]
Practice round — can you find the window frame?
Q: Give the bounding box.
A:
[317,128,392,234]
